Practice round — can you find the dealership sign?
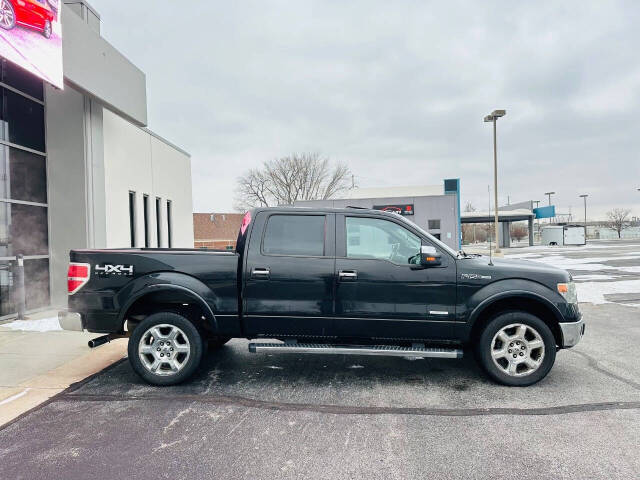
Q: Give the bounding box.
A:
[373,204,414,216]
[0,0,63,89]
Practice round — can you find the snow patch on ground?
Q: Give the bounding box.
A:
[348,364,364,369]
[576,280,640,305]
[507,253,640,272]
[618,266,640,274]
[572,274,617,281]
[1,317,62,332]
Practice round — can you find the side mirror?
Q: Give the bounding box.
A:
[419,245,442,267]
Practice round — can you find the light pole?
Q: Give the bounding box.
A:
[533,200,540,242]
[544,191,555,223]
[484,109,506,253]
[579,194,588,237]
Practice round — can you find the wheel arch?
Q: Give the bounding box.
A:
[468,291,564,347]
[119,283,218,335]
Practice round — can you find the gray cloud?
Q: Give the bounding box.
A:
[91,0,640,218]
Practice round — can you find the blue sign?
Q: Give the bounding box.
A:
[533,205,555,219]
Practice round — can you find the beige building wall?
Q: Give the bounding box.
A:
[102,109,193,249]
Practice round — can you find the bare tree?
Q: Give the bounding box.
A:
[511,224,528,242]
[606,208,631,238]
[464,201,476,213]
[234,153,352,210]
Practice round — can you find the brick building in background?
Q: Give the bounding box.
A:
[193,213,244,250]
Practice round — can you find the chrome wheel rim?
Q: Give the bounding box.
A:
[0,1,14,28]
[491,323,545,377]
[138,324,191,376]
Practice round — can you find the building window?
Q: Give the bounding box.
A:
[143,194,150,248]
[0,146,47,203]
[1,60,44,101]
[128,191,136,247]
[1,88,46,152]
[155,197,162,247]
[0,202,49,256]
[0,62,48,317]
[166,200,173,248]
[428,219,441,230]
[433,233,441,240]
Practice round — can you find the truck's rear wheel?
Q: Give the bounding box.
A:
[476,311,556,386]
[128,312,203,386]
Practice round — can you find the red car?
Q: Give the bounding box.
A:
[0,0,55,39]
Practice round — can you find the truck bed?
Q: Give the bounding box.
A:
[68,248,240,334]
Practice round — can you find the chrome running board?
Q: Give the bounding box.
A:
[248,342,462,359]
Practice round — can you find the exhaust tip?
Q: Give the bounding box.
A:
[88,335,110,348]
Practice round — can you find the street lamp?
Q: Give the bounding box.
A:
[579,194,588,236]
[484,109,506,253]
[544,191,555,224]
[545,191,555,205]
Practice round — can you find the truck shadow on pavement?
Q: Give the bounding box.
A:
[61,338,640,416]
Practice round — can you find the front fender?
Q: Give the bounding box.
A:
[463,278,565,326]
[116,272,220,331]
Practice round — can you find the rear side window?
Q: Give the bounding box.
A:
[263,215,325,256]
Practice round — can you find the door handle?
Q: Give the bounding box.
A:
[338,270,358,281]
[251,267,270,279]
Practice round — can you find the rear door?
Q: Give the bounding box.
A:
[334,213,456,340]
[242,211,336,337]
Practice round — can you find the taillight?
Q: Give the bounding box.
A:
[240,211,252,234]
[68,262,90,295]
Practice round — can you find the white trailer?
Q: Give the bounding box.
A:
[541,225,586,246]
[563,225,586,245]
[541,226,564,246]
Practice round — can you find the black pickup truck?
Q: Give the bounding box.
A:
[60,207,584,386]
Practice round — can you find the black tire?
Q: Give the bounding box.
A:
[128,312,203,386]
[207,336,231,351]
[476,311,556,387]
[42,20,51,38]
[0,0,16,30]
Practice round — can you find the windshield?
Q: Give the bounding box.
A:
[395,215,459,258]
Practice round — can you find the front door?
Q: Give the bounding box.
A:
[243,211,336,338]
[334,214,456,341]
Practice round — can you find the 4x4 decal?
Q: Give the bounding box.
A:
[95,264,134,276]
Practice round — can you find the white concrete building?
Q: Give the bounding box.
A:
[0,1,193,317]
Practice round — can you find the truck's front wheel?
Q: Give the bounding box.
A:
[476,311,556,386]
[128,312,203,386]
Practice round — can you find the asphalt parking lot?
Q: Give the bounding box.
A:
[1,241,639,479]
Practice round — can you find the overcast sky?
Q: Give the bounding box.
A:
[90,0,640,220]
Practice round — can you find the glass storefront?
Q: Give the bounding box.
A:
[0,59,49,317]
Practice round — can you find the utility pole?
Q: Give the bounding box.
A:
[579,194,588,240]
[544,191,555,224]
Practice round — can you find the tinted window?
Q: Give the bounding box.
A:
[346,217,420,264]
[0,202,49,256]
[1,61,44,100]
[0,260,13,316]
[128,192,136,247]
[428,219,441,230]
[167,200,172,248]
[1,89,46,152]
[0,146,47,203]
[263,215,325,256]
[143,194,150,248]
[155,197,162,247]
[25,258,50,310]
